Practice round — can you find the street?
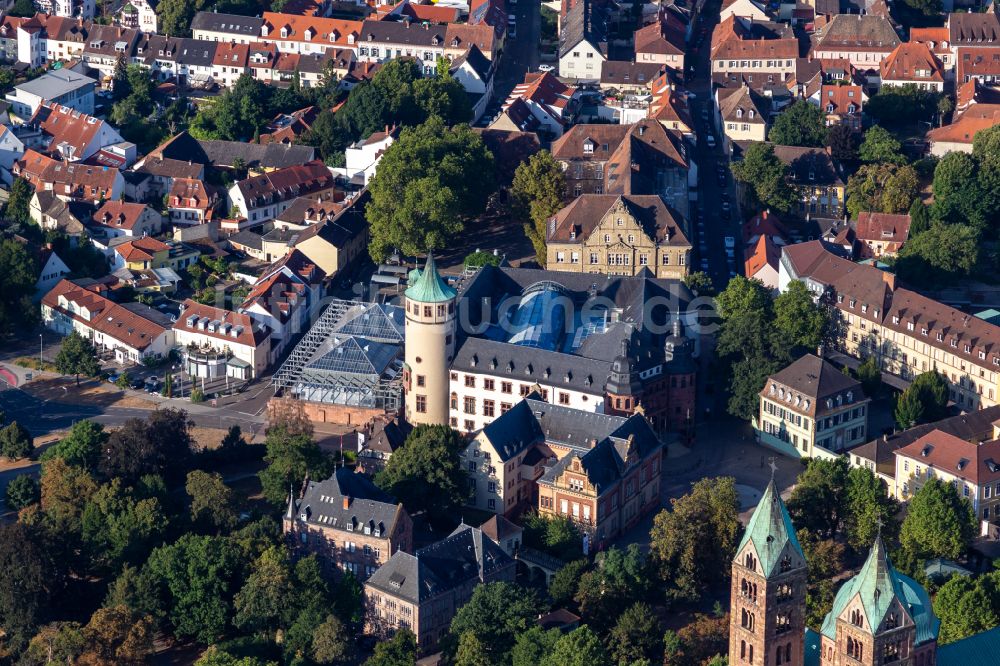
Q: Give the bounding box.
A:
[684,0,744,291]
[482,0,542,122]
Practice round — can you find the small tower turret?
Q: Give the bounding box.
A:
[403,253,457,426]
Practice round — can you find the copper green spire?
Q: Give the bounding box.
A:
[405,252,457,304]
[736,478,805,577]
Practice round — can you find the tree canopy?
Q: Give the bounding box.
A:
[730,143,798,214]
[375,424,468,522]
[448,582,540,664]
[900,478,976,563]
[894,371,949,430]
[768,100,828,147]
[367,117,495,261]
[0,238,40,337]
[845,163,920,219]
[858,126,906,165]
[510,150,566,265]
[55,332,100,386]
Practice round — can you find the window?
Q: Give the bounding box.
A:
[415,395,426,413]
[465,375,475,388]
[501,381,512,394]
[416,375,425,387]
[464,396,475,414]
[559,392,570,405]
[484,378,495,391]
[483,400,495,417]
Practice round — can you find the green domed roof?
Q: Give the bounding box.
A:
[405,253,456,304]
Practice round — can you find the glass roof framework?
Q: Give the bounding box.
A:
[273,299,404,410]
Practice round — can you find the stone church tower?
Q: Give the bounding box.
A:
[402,254,456,426]
[729,478,808,666]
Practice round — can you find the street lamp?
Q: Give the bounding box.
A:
[39,334,43,367]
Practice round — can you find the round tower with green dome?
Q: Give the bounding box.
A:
[403,253,457,426]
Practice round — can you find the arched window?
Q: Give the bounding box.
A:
[776,646,783,665]
[886,612,898,629]
[785,644,791,662]
[749,644,754,664]
[744,552,757,571]
[780,554,792,573]
[741,640,747,659]
[741,609,755,632]
[850,609,863,627]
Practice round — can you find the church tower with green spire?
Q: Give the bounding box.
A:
[403,253,457,426]
[729,478,808,666]
[818,535,939,666]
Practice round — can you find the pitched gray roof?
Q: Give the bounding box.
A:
[156,131,315,169]
[365,524,513,604]
[559,0,609,58]
[191,11,264,36]
[293,468,402,534]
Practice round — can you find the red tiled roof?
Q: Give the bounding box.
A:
[116,236,169,262]
[93,201,154,232]
[817,84,864,115]
[745,234,781,278]
[855,211,911,246]
[895,429,1000,487]
[261,13,362,50]
[880,42,944,83]
[30,103,107,160]
[175,299,269,347]
[41,279,167,351]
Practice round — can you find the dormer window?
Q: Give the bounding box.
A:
[907,322,914,331]
[583,140,594,154]
[826,104,834,113]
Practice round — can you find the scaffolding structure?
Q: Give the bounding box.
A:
[272,299,404,411]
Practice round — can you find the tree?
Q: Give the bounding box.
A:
[80,605,154,665]
[844,467,898,552]
[846,164,920,218]
[931,151,988,229]
[933,574,1000,645]
[0,238,40,336]
[900,478,976,562]
[40,457,98,535]
[101,409,194,483]
[512,626,561,666]
[365,628,417,666]
[666,614,730,666]
[866,85,936,125]
[186,470,237,533]
[367,117,495,261]
[730,143,798,214]
[0,522,56,653]
[826,123,859,162]
[81,478,167,570]
[858,126,906,165]
[259,415,331,507]
[455,631,491,666]
[23,622,86,665]
[608,602,662,665]
[156,0,206,37]
[5,175,33,224]
[375,424,467,522]
[650,477,740,602]
[683,271,715,296]
[42,419,106,471]
[5,473,40,510]
[0,420,33,460]
[448,582,540,664]
[787,457,849,538]
[894,371,949,430]
[896,222,980,286]
[773,280,828,353]
[300,109,341,162]
[8,0,36,16]
[541,626,610,666]
[55,331,101,386]
[768,100,827,147]
[853,355,882,398]
[548,559,588,606]
[575,545,651,622]
[909,198,931,237]
[144,533,245,643]
[522,511,582,561]
[311,614,351,664]
[511,150,566,265]
[233,546,293,636]
[196,647,278,666]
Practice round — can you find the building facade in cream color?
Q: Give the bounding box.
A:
[402,254,457,426]
[780,242,1000,412]
[545,194,691,279]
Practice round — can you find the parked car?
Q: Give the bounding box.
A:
[508,14,516,21]
[724,236,736,249]
[144,377,161,394]
[106,372,120,385]
[706,135,716,148]
[538,64,555,73]
[721,201,731,213]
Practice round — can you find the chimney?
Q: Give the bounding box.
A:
[816,344,824,358]
[882,271,896,290]
[882,432,888,442]
[343,496,351,509]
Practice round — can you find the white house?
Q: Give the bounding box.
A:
[118,0,158,33]
[24,103,125,162]
[6,69,96,119]
[332,127,397,187]
[34,247,71,300]
[41,279,174,364]
[558,0,608,81]
[228,161,335,226]
[0,125,25,181]
[449,44,494,123]
[173,299,272,380]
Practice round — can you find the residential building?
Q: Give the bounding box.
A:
[288,194,368,278]
[757,352,870,458]
[240,249,326,359]
[720,0,771,21]
[364,523,515,651]
[332,127,396,188]
[847,406,1000,497]
[14,149,124,202]
[491,71,576,139]
[880,42,945,92]
[173,299,272,380]
[909,26,954,76]
[598,61,665,96]
[143,130,316,173]
[357,416,412,474]
[449,44,494,122]
[118,0,157,33]
[91,200,162,239]
[647,87,694,134]
[716,84,769,148]
[769,144,845,218]
[956,46,1000,86]
[729,479,808,666]
[355,20,445,75]
[464,394,664,539]
[34,0,95,20]
[110,236,170,271]
[41,278,174,363]
[168,178,219,227]
[894,429,1000,524]
[948,12,1000,68]
[0,124,25,176]
[30,191,90,237]
[550,119,689,215]
[744,234,781,290]
[259,13,362,56]
[259,106,319,146]
[927,105,1000,156]
[191,12,264,44]
[710,15,798,79]
[811,14,901,71]
[808,84,865,130]
[855,211,911,259]
[211,41,250,88]
[228,161,336,225]
[633,5,685,67]
[558,0,608,81]
[780,241,1000,411]
[544,194,691,279]
[284,468,413,579]
[34,246,71,300]
[23,103,125,162]
[6,68,95,118]
[80,25,140,79]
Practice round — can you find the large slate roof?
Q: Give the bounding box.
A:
[293,468,402,534]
